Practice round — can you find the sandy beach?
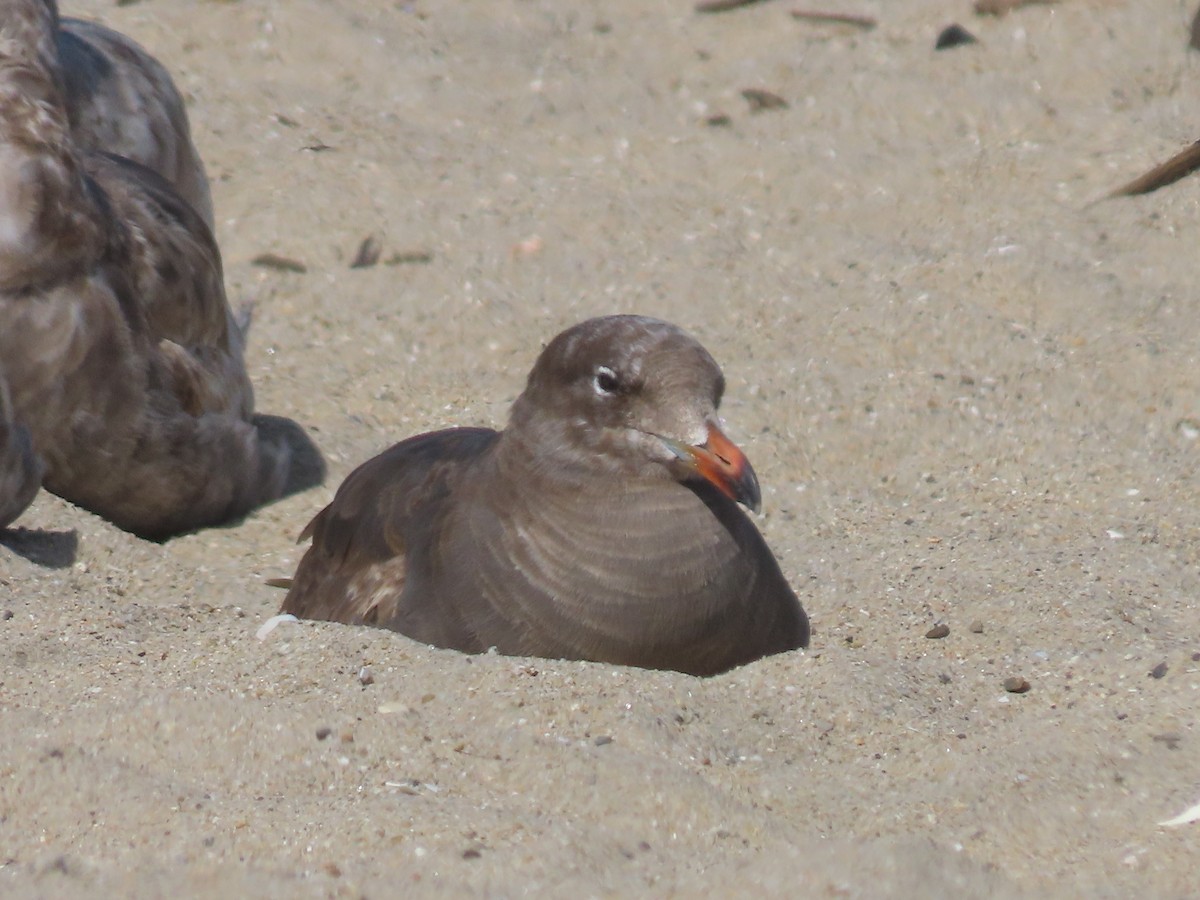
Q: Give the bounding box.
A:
[3,0,1199,895]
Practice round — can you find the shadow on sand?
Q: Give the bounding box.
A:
[0,527,79,568]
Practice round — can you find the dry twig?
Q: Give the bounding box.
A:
[1107,141,1200,199]
[974,0,1057,15]
[695,0,773,13]
[251,253,307,274]
[791,10,876,29]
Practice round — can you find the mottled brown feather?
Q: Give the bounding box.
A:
[57,14,213,227]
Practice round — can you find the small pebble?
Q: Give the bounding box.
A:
[925,623,950,639]
[358,666,375,686]
[1152,732,1182,750]
[2,610,13,620]
[935,24,977,50]
[969,620,984,634]
[462,848,482,860]
[349,234,382,269]
[594,735,614,746]
[1150,661,1168,679]
[1003,676,1031,693]
[316,726,332,741]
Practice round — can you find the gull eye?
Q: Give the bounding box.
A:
[593,366,620,396]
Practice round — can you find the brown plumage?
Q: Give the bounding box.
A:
[0,0,289,537]
[56,11,214,227]
[283,315,810,676]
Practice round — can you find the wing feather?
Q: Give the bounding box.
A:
[282,428,499,625]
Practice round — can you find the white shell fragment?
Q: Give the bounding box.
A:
[1158,799,1200,828]
[255,613,299,641]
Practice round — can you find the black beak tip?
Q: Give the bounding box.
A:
[738,464,763,514]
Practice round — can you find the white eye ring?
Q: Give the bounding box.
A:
[593,366,619,396]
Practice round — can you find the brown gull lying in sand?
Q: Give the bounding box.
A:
[0,0,290,537]
[282,315,809,676]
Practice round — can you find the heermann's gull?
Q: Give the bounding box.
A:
[282,315,810,676]
[56,10,215,228]
[0,0,290,537]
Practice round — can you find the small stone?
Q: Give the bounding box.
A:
[594,735,614,746]
[2,610,12,620]
[462,848,482,860]
[925,623,950,639]
[935,24,977,50]
[969,620,984,634]
[349,234,382,269]
[1149,661,1168,679]
[358,666,375,686]
[315,726,332,741]
[1003,676,1030,694]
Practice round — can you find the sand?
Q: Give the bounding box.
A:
[3,0,1199,896]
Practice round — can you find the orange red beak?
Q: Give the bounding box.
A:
[663,422,762,513]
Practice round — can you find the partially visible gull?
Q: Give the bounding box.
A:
[0,0,290,537]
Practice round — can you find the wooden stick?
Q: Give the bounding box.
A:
[251,253,307,274]
[1107,141,1200,198]
[974,0,1058,15]
[790,10,877,29]
[695,0,773,13]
